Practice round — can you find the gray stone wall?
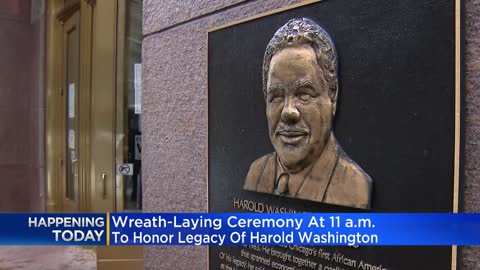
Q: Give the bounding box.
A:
[461,0,480,269]
[142,0,480,269]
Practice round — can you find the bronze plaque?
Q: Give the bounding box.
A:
[208,0,462,269]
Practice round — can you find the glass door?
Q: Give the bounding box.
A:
[95,1,144,268]
[47,0,94,213]
[62,9,80,212]
[115,0,143,212]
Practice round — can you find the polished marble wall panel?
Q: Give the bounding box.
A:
[0,0,44,212]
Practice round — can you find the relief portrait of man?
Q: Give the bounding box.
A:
[243,18,373,209]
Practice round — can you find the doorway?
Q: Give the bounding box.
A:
[45,0,143,268]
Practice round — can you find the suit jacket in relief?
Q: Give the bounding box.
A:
[243,135,372,209]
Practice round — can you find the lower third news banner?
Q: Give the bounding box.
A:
[0,213,480,245]
[0,214,106,245]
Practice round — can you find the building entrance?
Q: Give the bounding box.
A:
[46,1,143,268]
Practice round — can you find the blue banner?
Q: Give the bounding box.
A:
[108,213,480,246]
[0,213,480,246]
[0,213,106,245]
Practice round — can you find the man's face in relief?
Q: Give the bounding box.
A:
[265,45,334,173]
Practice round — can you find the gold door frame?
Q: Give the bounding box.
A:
[61,9,80,212]
[89,0,117,213]
[45,0,138,213]
[46,0,143,269]
[46,0,94,212]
